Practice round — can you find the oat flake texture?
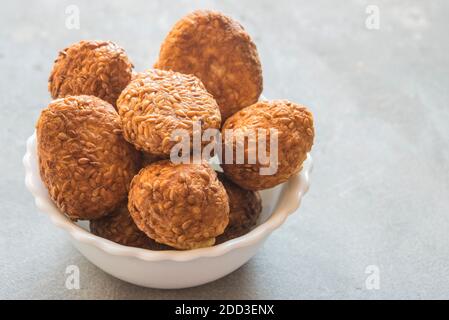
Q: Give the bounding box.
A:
[154,10,263,121]
[117,69,221,157]
[221,100,315,190]
[216,173,262,244]
[48,40,133,107]
[36,95,141,220]
[128,160,229,250]
[90,202,173,250]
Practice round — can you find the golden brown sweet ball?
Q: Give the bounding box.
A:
[128,160,229,250]
[154,10,263,121]
[216,173,262,244]
[221,100,314,190]
[36,95,141,220]
[117,69,221,157]
[48,40,133,107]
[90,202,173,250]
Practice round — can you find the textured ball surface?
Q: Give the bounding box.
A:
[221,100,314,190]
[117,69,221,156]
[49,40,133,107]
[154,10,263,121]
[128,161,229,250]
[90,202,173,250]
[36,95,141,220]
[216,173,262,244]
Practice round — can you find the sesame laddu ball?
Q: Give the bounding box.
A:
[221,100,314,190]
[154,10,263,121]
[117,69,221,157]
[36,95,140,220]
[128,160,229,250]
[49,40,133,107]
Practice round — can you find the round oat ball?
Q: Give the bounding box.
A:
[221,100,314,190]
[48,40,133,107]
[36,95,141,220]
[90,202,173,250]
[117,69,221,157]
[154,10,263,121]
[216,173,262,244]
[128,160,229,250]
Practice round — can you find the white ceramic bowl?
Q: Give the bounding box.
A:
[23,132,313,289]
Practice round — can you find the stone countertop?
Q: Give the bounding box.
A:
[1,0,448,299]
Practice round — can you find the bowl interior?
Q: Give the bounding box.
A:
[26,131,310,258]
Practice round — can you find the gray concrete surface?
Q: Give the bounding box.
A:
[1,0,449,299]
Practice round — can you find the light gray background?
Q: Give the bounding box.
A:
[1,0,448,299]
